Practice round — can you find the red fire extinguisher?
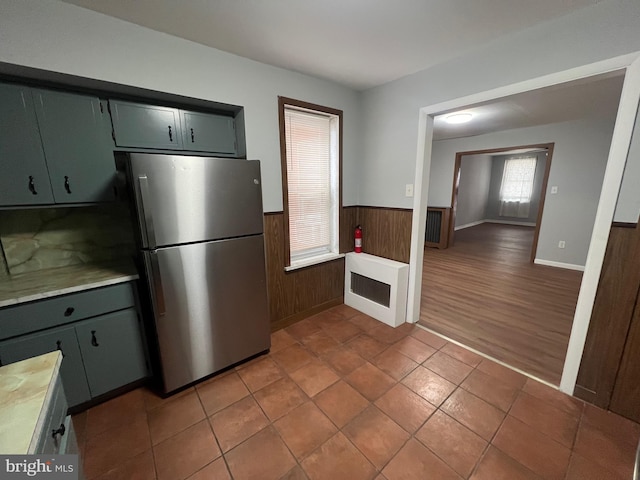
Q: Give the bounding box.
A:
[354,225,363,253]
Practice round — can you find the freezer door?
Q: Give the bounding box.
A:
[143,235,271,392]
[130,154,264,248]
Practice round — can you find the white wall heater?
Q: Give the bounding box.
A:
[344,252,409,328]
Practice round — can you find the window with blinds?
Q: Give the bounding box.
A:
[279,98,342,267]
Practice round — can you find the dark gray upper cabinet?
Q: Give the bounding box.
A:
[109,100,183,150]
[181,110,236,154]
[0,84,54,206]
[33,89,116,204]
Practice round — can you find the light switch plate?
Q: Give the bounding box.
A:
[551,186,558,194]
[405,184,414,197]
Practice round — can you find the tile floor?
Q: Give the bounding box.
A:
[74,305,640,480]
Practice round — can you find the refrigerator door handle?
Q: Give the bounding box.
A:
[147,250,166,317]
[137,175,157,249]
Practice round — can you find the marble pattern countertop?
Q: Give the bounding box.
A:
[0,351,62,454]
[0,262,139,308]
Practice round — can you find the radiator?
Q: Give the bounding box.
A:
[344,252,409,328]
[425,207,450,249]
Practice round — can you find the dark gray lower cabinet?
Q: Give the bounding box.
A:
[0,326,91,407]
[76,308,148,398]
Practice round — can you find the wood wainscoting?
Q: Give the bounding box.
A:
[264,206,412,330]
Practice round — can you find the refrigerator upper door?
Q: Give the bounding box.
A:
[129,153,264,248]
[143,235,271,392]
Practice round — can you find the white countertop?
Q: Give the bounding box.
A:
[0,262,139,308]
[0,351,62,454]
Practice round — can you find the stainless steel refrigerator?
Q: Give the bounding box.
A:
[125,153,271,393]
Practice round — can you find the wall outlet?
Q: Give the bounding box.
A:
[558,240,566,249]
[405,184,414,197]
[551,186,558,194]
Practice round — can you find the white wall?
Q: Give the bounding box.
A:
[359,0,640,214]
[0,0,361,213]
[431,118,615,266]
[455,154,492,228]
[615,105,640,223]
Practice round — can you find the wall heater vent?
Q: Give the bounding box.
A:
[345,252,409,328]
[425,207,451,249]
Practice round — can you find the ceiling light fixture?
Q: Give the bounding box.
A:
[445,112,473,124]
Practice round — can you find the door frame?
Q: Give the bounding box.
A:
[447,143,554,263]
[405,52,640,394]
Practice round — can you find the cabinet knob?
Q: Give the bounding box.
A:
[28,176,38,195]
[52,423,66,439]
[64,176,72,194]
[91,330,100,347]
[168,125,173,142]
[64,307,75,317]
[191,128,195,143]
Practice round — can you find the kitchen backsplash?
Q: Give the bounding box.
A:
[0,205,136,276]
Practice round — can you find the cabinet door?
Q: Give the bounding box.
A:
[110,100,183,150]
[33,89,116,204]
[181,111,236,154]
[0,83,54,205]
[0,326,91,407]
[75,308,148,398]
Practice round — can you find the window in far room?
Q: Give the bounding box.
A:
[499,156,537,218]
[278,97,342,269]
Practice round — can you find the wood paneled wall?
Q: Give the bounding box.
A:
[575,224,640,410]
[264,206,412,330]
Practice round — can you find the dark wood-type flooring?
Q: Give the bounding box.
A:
[419,223,583,385]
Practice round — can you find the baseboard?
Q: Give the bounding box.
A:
[534,259,585,271]
[270,296,343,332]
[454,220,485,231]
[485,220,536,227]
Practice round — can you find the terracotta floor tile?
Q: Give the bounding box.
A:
[573,421,637,480]
[367,323,410,345]
[92,449,155,480]
[382,438,462,480]
[441,388,505,441]
[582,402,640,447]
[225,426,297,480]
[148,390,206,445]
[522,378,583,417]
[153,420,220,480]
[392,336,436,363]
[476,358,527,389]
[347,334,389,359]
[143,386,195,412]
[281,465,310,479]
[461,369,520,412]
[470,446,542,480]
[329,304,360,320]
[374,383,435,433]
[314,380,370,428]
[83,416,151,479]
[187,457,231,480]
[274,402,337,460]
[236,356,283,392]
[440,342,483,367]
[196,371,249,416]
[373,347,419,380]
[301,432,377,480]
[209,396,269,452]
[423,350,474,385]
[322,320,363,343]
[289,358,340,397]
[301,330,341,356]
[343,406,409,469]
[493,416,571,480]
[416,410,487,478]
[322,347,366,376]
[565,452,625,480]
[509,391,580,448]
[349,313,384,332]
[254,377,308,421]
[312,310,344,329]
[271,344,315,373]
[285,318,323,341]
[72,411,87,447]
[410,327,448,350]
[85,388,146,439]
[346,362,396,401]
[401,365,456,406]
[270,329,299,353]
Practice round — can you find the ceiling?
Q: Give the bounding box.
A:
[61,0,603,91]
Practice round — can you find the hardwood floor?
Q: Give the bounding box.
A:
[419,223,583,385]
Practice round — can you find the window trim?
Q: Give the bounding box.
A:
[278,96,343,268]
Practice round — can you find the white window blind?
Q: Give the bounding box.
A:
[284,106,339,262]
[500,157,537,202]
